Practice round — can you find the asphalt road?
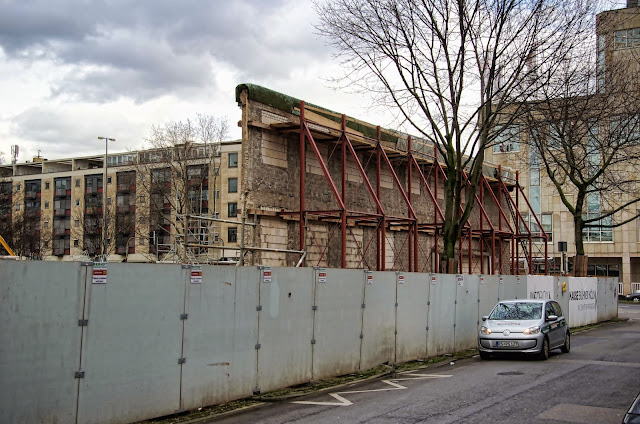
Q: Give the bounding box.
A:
[212,303,640,424]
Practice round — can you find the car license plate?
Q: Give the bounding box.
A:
[495,341,519,348]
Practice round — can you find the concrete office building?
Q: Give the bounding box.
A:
[485,0,640,295]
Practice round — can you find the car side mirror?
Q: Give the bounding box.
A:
[482,316,488,322]
[547,315,558,321]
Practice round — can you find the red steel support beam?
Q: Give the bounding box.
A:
[301,122,345,210]
[377,127,386,271]
[515,171,520,275]
[341,115,347,268]
[480,182,484,274]
[299,101,306,254]
[497,167,503,274]
[434,147,439,273]
[407,136,414,271]
[468,230,472,274]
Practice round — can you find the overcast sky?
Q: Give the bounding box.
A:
[0,0,389,163]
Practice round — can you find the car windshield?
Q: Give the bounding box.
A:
[489,302,543,320]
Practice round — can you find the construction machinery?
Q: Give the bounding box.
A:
[0,234,16,256]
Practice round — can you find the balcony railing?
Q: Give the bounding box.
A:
[53,228,70,236]
[85,207,103,215]
[117,184,136,192]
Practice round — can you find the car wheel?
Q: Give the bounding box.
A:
[479,351,491,360]
[560,331,570,353]
[539,337,550,360]
[634,298,639,302]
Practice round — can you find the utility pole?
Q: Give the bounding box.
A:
[98,136,115,259]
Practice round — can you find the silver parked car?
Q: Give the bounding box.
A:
[478,299,570,360]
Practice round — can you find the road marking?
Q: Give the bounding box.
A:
[292,373,452,407]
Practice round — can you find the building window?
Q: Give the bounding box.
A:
[73,239,79,247]
[614,27,640,49]
[228,227,238,243]
[75,178,80,187]
[45,182,50,190]
[44,221,49,229]
[541,213,552,242]
[106,197,112,206]
[75,219,80,228]
[492,125,520,153]
[139,194,145,203]
[14,204,20,211]
[228,202,238,217]
[44,201,50,209]
[228,178,238,193]
[15,184,20,192]
[586,263,619,277]
[583,214,613,242]
[519,213,552,242]
[107,176,112,184]
[597,35,605,91]
[75,199,80,207]
[229,152,238,168]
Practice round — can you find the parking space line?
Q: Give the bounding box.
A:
[292,374,452,407]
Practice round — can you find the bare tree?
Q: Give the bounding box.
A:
[522,54,640,275]
[316,0,597,271]
[135,115,229,261]
[71,201,119,258]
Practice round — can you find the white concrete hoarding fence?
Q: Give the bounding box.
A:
[0,261,617,424]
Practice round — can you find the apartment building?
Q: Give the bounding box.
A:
[486,0,640,294]
[0,140,242,263]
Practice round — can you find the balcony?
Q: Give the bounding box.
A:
[117,227,135,235]
[117,184,136,192]
[151,182,171,192]
[54,189,69,197]
[85,207,103,215]
[54,209,67,217]
[25,191,38,199]
[53,228,71,236]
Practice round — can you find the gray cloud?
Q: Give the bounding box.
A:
[12,104,148,159]
[0,0,329,103]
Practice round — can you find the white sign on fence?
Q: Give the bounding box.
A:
[318,270,327,283]
[262,267,272,283]
[190,266,202,284]
[527,275,554,300]
[567,277,597,327]
[92,263,108,284]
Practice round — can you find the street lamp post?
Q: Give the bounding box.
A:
[98,136,115,259]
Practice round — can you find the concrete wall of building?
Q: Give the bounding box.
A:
[485,131,640,294]
[0,261,617,424]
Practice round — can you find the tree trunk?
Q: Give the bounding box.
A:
[440,258,457,274]
[573,214,585,256]
[573,254,588,277]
